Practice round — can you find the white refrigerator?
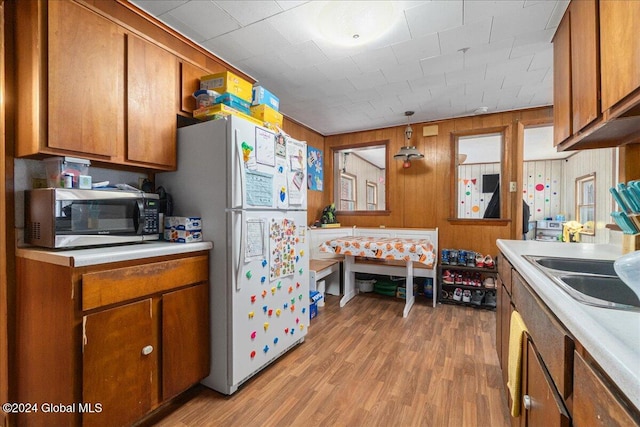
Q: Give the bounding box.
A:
[157,116,309,394]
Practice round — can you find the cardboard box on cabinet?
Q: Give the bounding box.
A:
[193,104,264,127]
[214,92,251,115]
[252,86,280,111]
[200,71,253,102]
[250,104,283,128]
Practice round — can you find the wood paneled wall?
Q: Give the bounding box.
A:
[283,117,326,225]
[324,107,555,257]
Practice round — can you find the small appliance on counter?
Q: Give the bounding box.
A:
[25,188,160,248]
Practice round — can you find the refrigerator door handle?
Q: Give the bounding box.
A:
[233,128,244,210]
[235,210,246,291]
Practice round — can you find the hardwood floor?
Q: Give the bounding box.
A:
[144,294,511,427]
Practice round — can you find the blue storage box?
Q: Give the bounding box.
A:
[214,92,251,115]
[252,86,280,111]
[309,290,322,320]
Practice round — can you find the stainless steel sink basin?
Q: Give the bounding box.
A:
[559,275,640,309]
[528,256,616,276]
[523,255,640,311]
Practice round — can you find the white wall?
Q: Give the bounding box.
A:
[523,159,564,221]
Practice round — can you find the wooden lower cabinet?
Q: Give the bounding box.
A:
[16,251,210,426]
[573,351,640,427]
[83,299,156,427]
[162,283,210,400]
[523,339,570,427]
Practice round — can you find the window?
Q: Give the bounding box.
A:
[576,173,596,235]
[366,181,377,210]
[339,173,356,211]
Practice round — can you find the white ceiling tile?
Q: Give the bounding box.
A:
[381,62,424,84]
[223,21,291,58]
[486,55,533,80]
[529,47,553,71]
[375,81,413,98]
[278,41,329,70]
[490,1,557,42]
[350,47,399,73]
[464,38,514,68]
[347,70,387,91]
[463,1,525,23]
[391,33,440,64]
[316,57,362,81]
[420,52,464,75]
[214,1,283,26]
[438,18,493,55]
[275,1,309,11]
[445,64,487,86]
[409,73,447,91]
[164,1,239,42]
[132,0,186,16]
[130,0,566,135]
[502,68,547,88]
[406,1,463,38]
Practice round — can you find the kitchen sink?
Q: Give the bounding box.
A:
[528,256,616,276]
[523,255,640,311]
[558,275,640,309]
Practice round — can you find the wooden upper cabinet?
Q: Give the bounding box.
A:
[83,298,155,427]
[127,34,178,169]
[600,1,640,111]
[48,1,124,157]
[553,12,572,145]
[181,61,209,114]
[570,0,599,134]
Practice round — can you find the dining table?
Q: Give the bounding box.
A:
[319,235,437,317]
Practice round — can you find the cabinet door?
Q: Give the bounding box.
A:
[523,340,570,427]
[499,284,513,389]
[162,282,210,400]
[83,299,155,427]
[573,351,639,427]
[600,1,640,111]
[127,34,177,168]
[570,0,599,133]
[553,11,572,145]
[181,62,209,114]
[48,1,123,156]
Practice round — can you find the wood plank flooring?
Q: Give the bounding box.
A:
[143,294,511,427]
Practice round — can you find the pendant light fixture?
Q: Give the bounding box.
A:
[394,111,424,168]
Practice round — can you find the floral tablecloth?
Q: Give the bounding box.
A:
[319,236,436,267]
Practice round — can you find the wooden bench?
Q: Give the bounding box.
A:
[308,227,353,297]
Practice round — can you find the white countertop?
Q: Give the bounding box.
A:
[16,241,213,267]
[497,240,639,411]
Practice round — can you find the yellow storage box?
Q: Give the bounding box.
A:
[200,71,253,102]
[250,104,283,128]
[193,104,264,127]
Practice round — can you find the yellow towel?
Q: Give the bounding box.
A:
[507,311,529,417]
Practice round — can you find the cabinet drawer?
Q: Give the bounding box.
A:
[497,253,512,295]
[82,255,208,310]
[512,270,574,398]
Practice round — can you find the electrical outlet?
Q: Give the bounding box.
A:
[509,181,517,192]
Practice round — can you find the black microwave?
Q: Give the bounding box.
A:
[25,188,160,248]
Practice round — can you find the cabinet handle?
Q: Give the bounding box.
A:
[141,345,154,356]
[523,394,531,410]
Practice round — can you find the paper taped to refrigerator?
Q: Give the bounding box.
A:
[255,127,276,166]
[245,170,273,206]
[245,219,266,261]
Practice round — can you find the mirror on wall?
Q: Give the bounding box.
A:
[453,129,505,219]
[333,142,388,213]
